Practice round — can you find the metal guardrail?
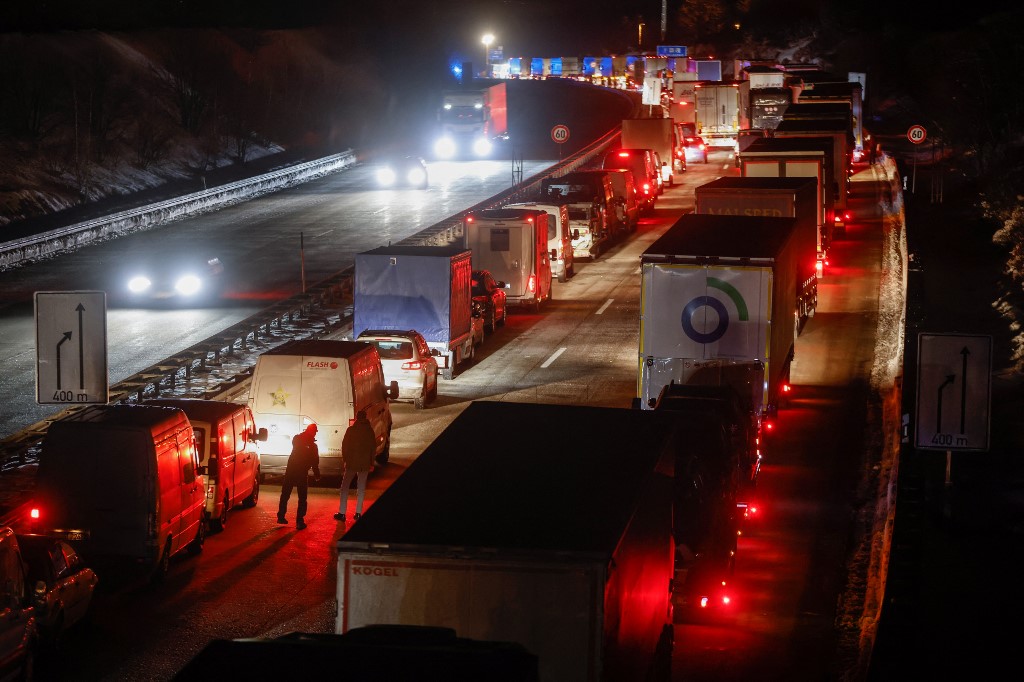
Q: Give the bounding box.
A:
[0,85,638,476]
[0,151,358,271]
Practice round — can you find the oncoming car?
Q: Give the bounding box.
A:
[375,156,428,189]
[356,330,439,409]
[121,255,225,305]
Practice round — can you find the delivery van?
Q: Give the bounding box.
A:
[248,340,399,473]
[30,404,207,583]
[463,208,553,310]
[146,399,267,532]
[503,201,577,282]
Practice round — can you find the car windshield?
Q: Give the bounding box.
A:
[370,340,414,360]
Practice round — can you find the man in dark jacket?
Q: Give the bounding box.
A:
[334,410,376,522]
[278,423,320,530]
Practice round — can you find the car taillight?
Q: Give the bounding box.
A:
[643,183,651,195]
[30,507,40,520]
[528,274,537,293]
[782,382,792,394]
[401,360,425,370]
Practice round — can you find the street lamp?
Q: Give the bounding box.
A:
[481,33,494,77]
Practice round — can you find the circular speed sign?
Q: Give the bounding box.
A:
[907,125,927,145]
[551,124,570,144]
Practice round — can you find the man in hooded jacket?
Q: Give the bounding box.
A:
[335,410,375,521]
[278,423,320,530]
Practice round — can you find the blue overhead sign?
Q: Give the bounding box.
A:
[657,45,687,57]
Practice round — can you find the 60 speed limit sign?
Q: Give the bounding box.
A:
[907,125,927,144]
[551,124,570,144]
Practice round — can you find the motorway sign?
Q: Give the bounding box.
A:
[907,125,927,144]
[915,333,991,451]
[550,124,570,144]
[656,45,687,57]
[35,291,108,405]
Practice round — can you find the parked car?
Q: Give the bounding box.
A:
[684,136,709,164]
[356,330,440,410]
[471,270,508,333]
[17,534,98,649]
[0,527,38,677]
[375,155,428,189]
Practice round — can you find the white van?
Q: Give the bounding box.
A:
[463,208,553,310]
[248,340,399,473]
[30,404,207,583]
[146,399,267,532]
[503,202,577,282]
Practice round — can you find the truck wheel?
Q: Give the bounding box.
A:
[497,307,507,327]
[414,391,426,409]
[441,367,453,380]
[557,270,566,283]
[243,473,260,508]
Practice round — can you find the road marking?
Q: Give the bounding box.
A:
[596,298,614,315]
[541,347,566,368]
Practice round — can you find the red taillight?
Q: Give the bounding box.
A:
[401,360,425,370]
[782,383,792,394]
[617,151,630,157]
[700,596,709,608]
[764,420,775,433]
[643,183,651,195]
[466,216,474,223]
[528,274,537,293]
[30,508,40,520]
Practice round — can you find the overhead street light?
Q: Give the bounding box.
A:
[481,33,495,76]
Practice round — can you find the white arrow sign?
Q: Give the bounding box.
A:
[35,291,108,405]
[915,333,991,451]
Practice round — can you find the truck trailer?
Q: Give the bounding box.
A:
[694,176,819,327]
[636,213,800,428]
[336,401,676,682]
[771,117,854,227]
[694,81,741,150]
[354,245,475,380]
[738,137,836,270]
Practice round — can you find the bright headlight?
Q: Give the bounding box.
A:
[175,274,202,296]
[406,168,427,186]
[473,138,492,156]
[435,137,456,158]
[128,276,151,293]
[377,167,397,186]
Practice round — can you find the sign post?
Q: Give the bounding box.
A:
[907,125,927,193]
[35,291,108,405]
[915,332,991,515]
[551,124,569,161]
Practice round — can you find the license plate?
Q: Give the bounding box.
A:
[65,531,87,541]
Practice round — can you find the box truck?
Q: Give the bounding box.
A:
[336,401,676,682]
[354,245,475,380]
[694,176,819,327]
[621,117,680,180]
[771,117,855,227]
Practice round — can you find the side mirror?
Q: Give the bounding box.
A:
[255,427,268,442]
[387,380,400,400]
[572,229,580,240]
[198,465,208,476]
[550,249,557,259]
[430,348,442,357]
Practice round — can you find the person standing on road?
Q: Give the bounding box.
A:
[278,423,320,530]
[335,410,375,522]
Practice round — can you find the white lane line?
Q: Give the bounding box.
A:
[596,298,614,315]
[541,347,567,368]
